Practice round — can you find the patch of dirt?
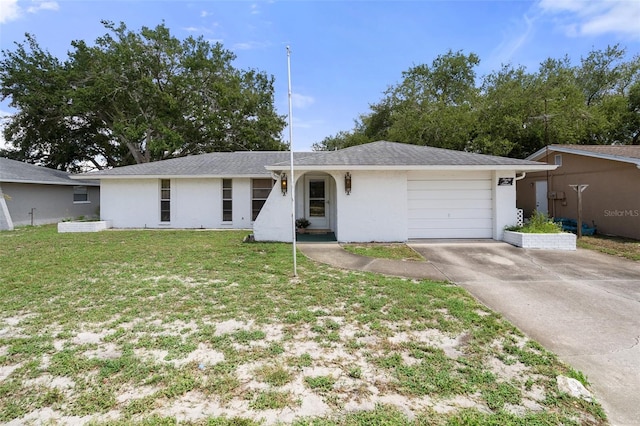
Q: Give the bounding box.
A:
[214,319,253,336]
[73,330,109,345]
[116,384,159,404]
[0,362,23,381]
[24,374,76,391]
[83,342,122,360]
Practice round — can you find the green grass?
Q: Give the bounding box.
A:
[341,243,424,261]
[578,234,640,261]
[0,225,606,424]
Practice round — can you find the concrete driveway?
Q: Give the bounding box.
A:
[408,241,640,426]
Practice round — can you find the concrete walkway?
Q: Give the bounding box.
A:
[297,243,448,281]
[297,241,640,426]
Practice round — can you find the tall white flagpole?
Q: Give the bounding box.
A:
[287,46,297,277]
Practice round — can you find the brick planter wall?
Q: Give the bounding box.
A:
[503,230,576,250]
[58,220,112,233]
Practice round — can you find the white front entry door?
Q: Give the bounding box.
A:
[535,181,548,215]
[306,177,329,229]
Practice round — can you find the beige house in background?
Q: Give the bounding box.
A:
[517,145,640,240]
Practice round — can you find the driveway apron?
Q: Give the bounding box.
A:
[409,241,640,426]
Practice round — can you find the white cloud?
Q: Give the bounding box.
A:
[490,12,537,66]
[232,40,270,50]
[183,26,212,34]
[538,0,640,40]
[250,3,260,15]
[292,93,315,109]
[27,0,59,14]
[0,0,21,23]
[0,0,59,23]
[200,10,209,18]
[0,110,12,150]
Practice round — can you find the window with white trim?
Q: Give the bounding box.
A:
[160,179,171,222]
[554,154,562,166]
[222,179,232,222]
[251,179,274,221]
[73,186,88,203]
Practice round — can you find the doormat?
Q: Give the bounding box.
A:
[296,232,337,242]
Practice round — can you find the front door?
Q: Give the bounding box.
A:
[535,180,548,215]
[306,177,329,229]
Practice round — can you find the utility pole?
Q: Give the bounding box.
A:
[569,185,588,238]
[286,46,297,277]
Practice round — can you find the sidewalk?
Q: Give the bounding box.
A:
[297,243,448,281]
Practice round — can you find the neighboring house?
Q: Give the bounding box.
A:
[77,141,553,242]
[0,157,100,230]
[518,145,640,240]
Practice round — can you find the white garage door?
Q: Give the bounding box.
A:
[407,172,493,239]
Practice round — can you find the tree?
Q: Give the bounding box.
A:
[383,50,481,151]
[317,46,640,157]
[0,21,286,171]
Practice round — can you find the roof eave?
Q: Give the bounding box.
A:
[1,178,99,186]
[266,164,557,172]
[73,173,273,180]
[527,145,640,166]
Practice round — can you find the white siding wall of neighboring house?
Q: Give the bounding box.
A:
[2,182,99,226]
[101,178,255,229]
[407,171,493,239]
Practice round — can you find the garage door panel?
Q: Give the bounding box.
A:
[408,190,493,201]
[408,208,492,220]
[407,171,491,180]
[408,199,493,210]
[408,218,493,229]
[408,180,491,191]
[410,228,493,239]
[407,175,494,239]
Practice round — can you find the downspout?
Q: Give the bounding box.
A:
[515,172,526,181]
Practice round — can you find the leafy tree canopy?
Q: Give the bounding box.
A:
[313,46,640,158]
[0,21,287,171]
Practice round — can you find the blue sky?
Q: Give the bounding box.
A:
[1,0,639,152]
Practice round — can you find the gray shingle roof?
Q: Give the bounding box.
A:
[80,151,321,177]
[0,157,98,186]
[79,141,549,178]
[550,144,640,161]
[272,141,546,167]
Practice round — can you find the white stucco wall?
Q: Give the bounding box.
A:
[2,182,99,226]
[101,178,255,229]
[334,170,408,242]
[253,174,295,242]
[254,170,408,243]
[0,184,14,231]
[101,179,158,228]
[492,171,518,240]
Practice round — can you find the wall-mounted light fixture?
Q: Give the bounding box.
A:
[345,172,352,195]
[280,172,288,196]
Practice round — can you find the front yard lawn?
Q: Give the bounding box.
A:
[578,235,640,261]
[0,226,606,425]
[341,243,424,261]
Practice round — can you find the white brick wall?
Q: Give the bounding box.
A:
[58,221,112,233]
[503,230,576,250]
